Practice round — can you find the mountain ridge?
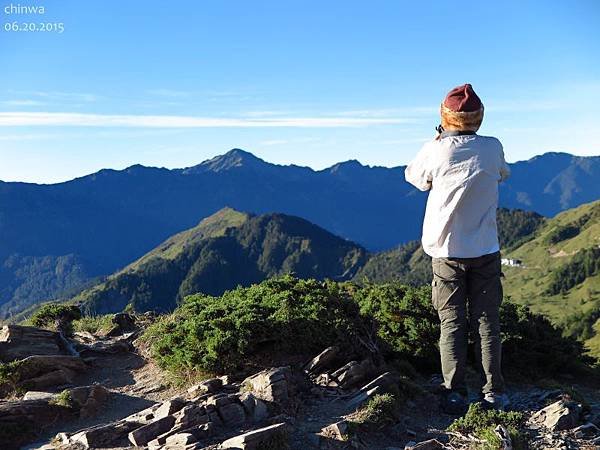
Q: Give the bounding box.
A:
[6,149,593,186]
[75,207,367,315]
[1,149,599,318]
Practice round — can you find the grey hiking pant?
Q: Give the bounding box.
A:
[431,251,505,395]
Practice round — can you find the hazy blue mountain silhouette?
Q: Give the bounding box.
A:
[0,149,598,317]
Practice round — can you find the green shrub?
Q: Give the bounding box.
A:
[500,302,595,379]
[145,275,365,373]
[497,207,545,250]
[354,283,439,369]
[448,403,526,450]
[144,276,596,381]
[0,360,24,396]
[28,303,81,334]
[562,306,600,341]
[546,247,600,295]
[0,361,22,385]
[544,224,580,245]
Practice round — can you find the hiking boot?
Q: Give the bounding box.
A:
[440,389,468,415]
[481,392,510,411]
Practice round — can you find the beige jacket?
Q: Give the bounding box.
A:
[405,133,510,258]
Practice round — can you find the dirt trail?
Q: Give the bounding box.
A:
[20,341,600,450]
[24,350,182,449]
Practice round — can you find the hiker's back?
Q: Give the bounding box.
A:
[422,134,507,258]
[434,134,503,182]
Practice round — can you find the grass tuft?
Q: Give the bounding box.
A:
[72,314,115,335]
[448,403,526,450]
[49,389,75,409]
[349,393,400,429]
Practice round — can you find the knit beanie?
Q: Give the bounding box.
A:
[440,83,484,131]
[443,83,483,112]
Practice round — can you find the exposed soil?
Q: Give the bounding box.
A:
[24,350,181,449]
[19,337,600,450]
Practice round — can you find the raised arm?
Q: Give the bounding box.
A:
[499,144,510,182]
[405,143,433,191]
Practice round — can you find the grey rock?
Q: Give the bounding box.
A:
[23,368,76,390]
[220,422,288,449]
[206,392,234,408]
[154,397,187,419]
[493,425,512,450]
[347,384,383,408]
[218,402,246,426]
[208,410,224,427]
[572,422,600,439]
[105,313,137,337]
[175,403,209,427]
[67,384,110,418]
[0,325,63,362]
[529,400,582,431]
[20,354,88,375]
[22,391,55,401]
[331,359,374,389]
[240,392,269,423]
[320,420,348,441]
[68,420,141,448]
[128,415,176,446]
[149,421,214,448]
[0,398,74,448]
[111,312,136,332]
[304,346,340,375]
[123,402,161,424]
[348,372,397,407]
[404,439,445,450]
[165,432,197,446]
[9,355,88,391]
[188,377,223,396]
[243,367,292,404]
[79,333,135,354]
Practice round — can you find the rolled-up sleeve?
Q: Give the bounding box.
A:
[499,145,510,182]
[405,143,433,191]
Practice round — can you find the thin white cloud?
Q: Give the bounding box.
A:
[0,128,187,141]
[0,133,58,141]
[31,91,99,102]
[334,107,438,117]
[0,112,417,128]
[242,110,294,118]
[330,100,565,118]
[1,99,46,106]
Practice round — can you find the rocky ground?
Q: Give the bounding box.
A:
[1,314,600,450]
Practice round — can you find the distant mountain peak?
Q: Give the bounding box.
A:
[328,159,365,174]
[199,206,250,227]
[123,206,251,272]
[187,148,269,173]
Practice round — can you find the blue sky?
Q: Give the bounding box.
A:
[1,0,599,183]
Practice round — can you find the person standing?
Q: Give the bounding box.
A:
[405,84,511,413]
